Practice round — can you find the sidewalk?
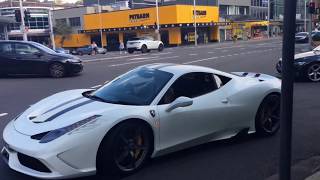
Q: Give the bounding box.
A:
[266,156,320,180]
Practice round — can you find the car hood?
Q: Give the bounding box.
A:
[13,89,125,136]
[294,51,315,59]
[52,52,79,60]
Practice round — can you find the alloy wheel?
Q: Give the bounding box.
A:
[114,125,149,172]
[260,96,280,134]
[307,64,320,82]
[50,63,65,78]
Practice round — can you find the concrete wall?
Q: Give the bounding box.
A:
[53,6,96,33]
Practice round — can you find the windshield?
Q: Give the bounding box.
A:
[130,37,142,41]
[90,67,173,105]
[296,32,308,36]
[31,42,56,54]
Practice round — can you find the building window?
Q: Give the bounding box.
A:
[69,17,81,27]
[56,18,67,25]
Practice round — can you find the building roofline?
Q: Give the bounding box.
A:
[84,4,217,16]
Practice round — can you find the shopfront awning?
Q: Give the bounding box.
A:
[79,22,231,33]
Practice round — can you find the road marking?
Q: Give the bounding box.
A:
[183,48,278,65]
[128,56,159,61]
[91,85,102,89]
[0,113,8,117]
[109,56,179,67]
[189,54,198,56]
[183,57,218,64]
[82,52,172,62]
[104,80,109,84]
[208,52,215,54]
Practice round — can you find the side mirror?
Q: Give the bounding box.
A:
[166,96,193,112]
[34,52,43,57]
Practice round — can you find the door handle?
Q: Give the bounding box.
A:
[221,98,229,104]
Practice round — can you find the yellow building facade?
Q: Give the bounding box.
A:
[56,5,220,50]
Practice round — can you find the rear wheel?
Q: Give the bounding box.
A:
[49,63,65,78]
[255,94,280,136]
[141,45,148,53]
[97,121,153,176]
[128,49,134,54]
[158,44,164,52]
[306,63,320,82]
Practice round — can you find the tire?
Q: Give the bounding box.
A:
[97,121,153,176]
[78,52,83,56]
[255,94,280,136]
[141,45,148,53]
[158,44,164,52]
[128,49,134,54]
[306,63,320,82]
[49,63,66,78]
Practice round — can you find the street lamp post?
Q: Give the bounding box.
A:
[193,0,197,46]
[19,0,27,41]
[97,0,104,48]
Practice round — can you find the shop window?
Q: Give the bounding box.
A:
[69,17,81,27]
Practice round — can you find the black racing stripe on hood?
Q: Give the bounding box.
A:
[43,97,84,115]
[44,99,94,122]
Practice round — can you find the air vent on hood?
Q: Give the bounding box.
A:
[29,116,37,120]
[31,131,49,140]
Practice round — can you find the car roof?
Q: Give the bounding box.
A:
[141,63,234,77]
[0,40,40,45]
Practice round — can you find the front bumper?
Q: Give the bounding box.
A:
[275,61,304,77]
[1,121,95,179]
[66,62,83,74]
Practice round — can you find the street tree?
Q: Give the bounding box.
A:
[53,22,72,47]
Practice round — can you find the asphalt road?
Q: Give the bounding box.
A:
[1,38,319,180]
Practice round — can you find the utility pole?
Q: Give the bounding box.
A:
[98,0,104,48]
[19,0,27,41]
[267,0,270,38]
[304,0,307,31]
[48,9,55,50]
[279,0,296,180]
[193,0,197,46]
[155,0,160,40]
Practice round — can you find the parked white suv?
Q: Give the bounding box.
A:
[126,36,164,54]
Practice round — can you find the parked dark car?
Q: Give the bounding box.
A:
[295,32,309,43]
[76,45,107,55]
[0,40,83,78]
[276,45,320,82]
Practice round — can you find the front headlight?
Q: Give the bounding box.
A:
[39,115,101,143]
[66,58,81,63]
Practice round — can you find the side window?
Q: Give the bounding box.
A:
[159,72,219,105]
[15,43,40,55]
[0,43,13,54]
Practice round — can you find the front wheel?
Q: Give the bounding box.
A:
[255,94,280,136]
[97,121,153,176]
[306,63,320,82]
[49,63,65,78]
[158,44,164,52]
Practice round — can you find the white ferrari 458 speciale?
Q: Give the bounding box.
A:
[2,64,281,179]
